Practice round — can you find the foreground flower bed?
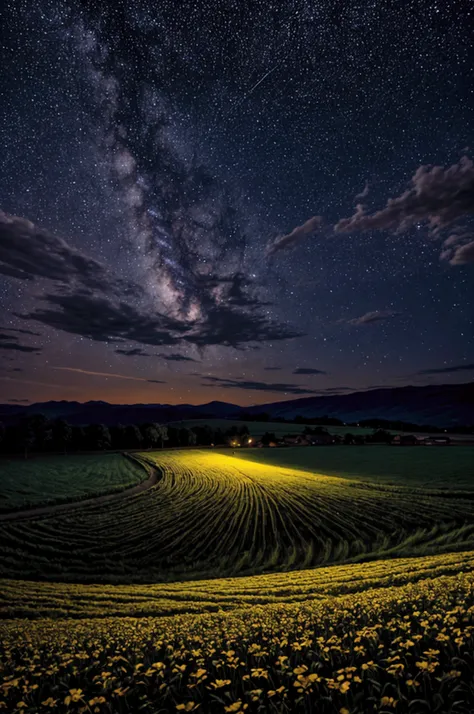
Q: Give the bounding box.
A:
[2,571,474,713]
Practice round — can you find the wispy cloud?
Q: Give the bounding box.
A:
[416,363,474,375]
[202,376,319,395]
[293,368,327,375]
[346,310,401,326]
[267,216,323,256]
[52,367,160,383]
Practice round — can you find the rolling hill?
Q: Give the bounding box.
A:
[0,382,472,427]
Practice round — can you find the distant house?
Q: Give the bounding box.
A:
[282,434,309,446]
[391,434,420,446]
[308,432,333,446]
[422,436,451,446]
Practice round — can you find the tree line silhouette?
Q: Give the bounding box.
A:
[0,416,251,457]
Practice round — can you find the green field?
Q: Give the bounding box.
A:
[1,448,474,582]
[224,445,474,490]
[170,417,473,441]
[0,453,147,512]
[169,418,377,436]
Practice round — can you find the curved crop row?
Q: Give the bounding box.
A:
[2,549,474,619]
[1,450,474,582]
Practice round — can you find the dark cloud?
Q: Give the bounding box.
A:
[447,240,474,265]
[0,327,41,336]
[0,263,34,280]
[263,366,282,371]
[4,210,299,350]
[346,310,401,326]
[190,305,303,349]
[147,379,166,384]
[0,342,41,353]
[293,368,327,375]
[267,216,323,256]
[18,292,185,347]
[335,156,474,235]
[115,347,151,357]
[0,212,140,295]
[320,386,355,392]
[202,376,319,395]
[19,289,301,350]
[158,353,198,362]
[7,398,29,403]
[417,363,474,375]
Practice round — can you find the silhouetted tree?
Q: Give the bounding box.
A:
[368,429,392,444]
[125,425,143,449]
[85,424,111,451]
[156,424,168,448]
[191,425,213,445]
[52,418,72,454]
[261,431,277,446]
[143,424,159,448]
[111,424,127,449]
[18,417,36,458]
[178,427,194,446]
[71,426,86,451]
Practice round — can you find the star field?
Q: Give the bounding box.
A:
[0,0,473,405]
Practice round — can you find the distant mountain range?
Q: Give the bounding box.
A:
[0,383,473,427]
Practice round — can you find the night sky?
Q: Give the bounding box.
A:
[0,0,473,407]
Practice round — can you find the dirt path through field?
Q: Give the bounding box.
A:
[0,462,160,523]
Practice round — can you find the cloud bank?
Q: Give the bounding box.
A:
[335,156,474,265]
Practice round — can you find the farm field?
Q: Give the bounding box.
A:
[2,560,474,713]
[0,453,147,512]
[170,418,474,441]
[225,445,474,490]
[1,449,474,582]
[2,549,474,619]
[169,418,379,437]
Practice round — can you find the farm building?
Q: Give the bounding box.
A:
[422,436,451,445]
[391,434,421,446]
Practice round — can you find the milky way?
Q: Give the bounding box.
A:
[0,0,473,405]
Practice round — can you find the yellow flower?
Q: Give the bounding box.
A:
[191,668,207,681]
[176,704,199,712]
[113,687,129,697]
[41,699,58,708]
[340,681,350,694]
[380,696,397,708]
[293,665,308,675]
[209,679,231,689]
[64,689,83,705]
[224,703,248,714]
[340,709,350,714]
[268,686,285,697]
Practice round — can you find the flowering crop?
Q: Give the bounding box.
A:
[2,562,474,712]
